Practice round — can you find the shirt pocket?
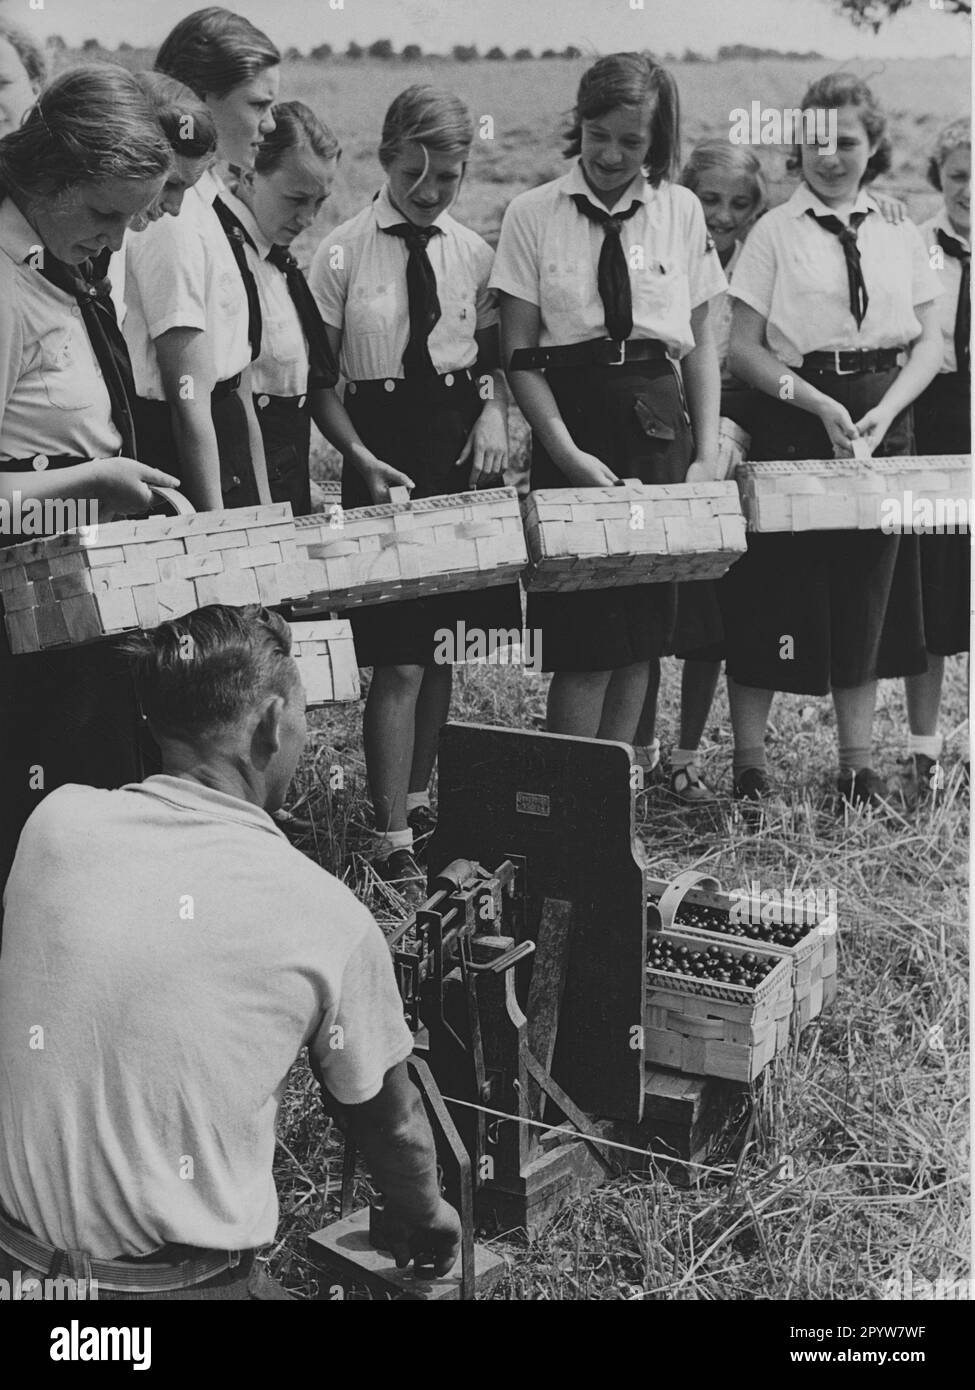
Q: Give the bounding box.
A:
[348,280,403,336]
[542,259,592,314]
[265,312,305,367]
[440,286,477,338]
[216,265,245,320]
[36,327,98,412]
[631,265,686,324]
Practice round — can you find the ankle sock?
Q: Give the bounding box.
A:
[733,746,767,777]
[909,733,943,761]
[405,791,431,813]
[636,738,661,767]
[375,827,413,858]
[671,746,699,770]
[837,745,871,775]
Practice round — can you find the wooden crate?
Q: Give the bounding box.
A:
[736,454,972,533]
[292,486,527,612]
[290,620,360,705]
[646,872,837,1033]
[644,930,794,1083]
[521,480,746,591]
[0,497,308,655]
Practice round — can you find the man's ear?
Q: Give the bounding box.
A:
[255,694,286,755]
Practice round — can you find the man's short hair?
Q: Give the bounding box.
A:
[121,604,300,740]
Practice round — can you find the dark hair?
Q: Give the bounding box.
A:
[122,604,300,739]
[680,138,768,214]
[134,71,219,160]
[379,84,473,169]
[155,6,280,100]
[0,16,47,87]
[785,72,891,184]
[926,116,970,191]
[0,64,173,204]
[254,100,341,174]
[563,52,680,187]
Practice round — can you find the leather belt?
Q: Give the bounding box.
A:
[509,338,670,372]
[802,347,904,376]
[0,1203,250,1294]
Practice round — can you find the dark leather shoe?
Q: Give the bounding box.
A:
[374,849,427,905]
[733,767,770,801]
[837,767,890,809]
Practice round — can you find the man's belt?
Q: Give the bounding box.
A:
[509,338,670,372]
[801,347,904,376]
[0,1203,250,1294]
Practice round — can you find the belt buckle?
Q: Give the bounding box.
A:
[832,349,858,376]
[605,339,627,368]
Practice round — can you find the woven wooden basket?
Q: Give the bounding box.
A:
[522,479,747,591]
[736,454,972,533]
[290,620,360,705]
[292,485,527,613]
[0,490,307,654]
[644,929,794,1082]
[646,870,837,1034]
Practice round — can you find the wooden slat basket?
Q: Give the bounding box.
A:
[522,480,746,591]
[644,928,794,1083]
[646,870,838,1033]
[293,485,527,612]
[0,491,307,655]
[736,454,972,533]
[290,620,360,705]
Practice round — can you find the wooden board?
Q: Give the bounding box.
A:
[522,481,746,591]
[427,723,647,1123]
[307,1209,505,1300]
[736,454,972,533]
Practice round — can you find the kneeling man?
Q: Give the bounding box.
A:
[0,604,459,1298]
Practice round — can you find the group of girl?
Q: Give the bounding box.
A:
[0,6,969,900]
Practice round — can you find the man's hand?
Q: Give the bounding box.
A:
[378,1196,462,1278]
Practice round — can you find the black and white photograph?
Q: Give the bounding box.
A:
[0,0,969,1356]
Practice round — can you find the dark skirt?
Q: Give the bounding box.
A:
[255,394,313,517]
[671,386,765,662]
[341,371,523,668]
[913,371,970,658]
[0,458,151,893]
[135,388,258,510]
[526,359,694,672]
[720,366,923,694]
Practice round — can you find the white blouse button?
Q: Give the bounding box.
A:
[257,395,270,409]
[384,379,396,393]
[32,455,49,471]
[444,373,454,387]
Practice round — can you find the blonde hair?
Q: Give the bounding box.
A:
[379,85,473,195]
[927,117,971,191]
[680,139,767,215]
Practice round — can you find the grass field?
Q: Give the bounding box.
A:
[99,49,970,1299]
[276,56,970,1301]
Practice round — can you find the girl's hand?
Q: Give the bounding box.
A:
[91,459,181,519]
[873,192,907,226]
[816,398,860,457]
[355,459,415,504]
[559,450,619,488]
[854,406,893,455]
[455,402,508,489]
[686,455,723,483]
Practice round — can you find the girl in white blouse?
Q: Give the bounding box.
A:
[123,6,281,512]
[222,101,410,514]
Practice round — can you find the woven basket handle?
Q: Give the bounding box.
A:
[388,485,413,507]
[653,868,722,932]
[148,485,196,516]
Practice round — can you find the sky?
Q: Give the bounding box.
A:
[2,0,971,58]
